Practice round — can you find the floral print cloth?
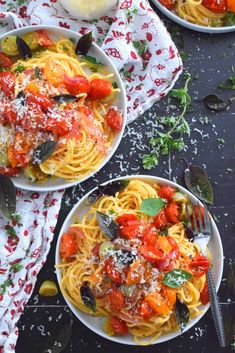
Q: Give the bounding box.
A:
[0,1,182,352]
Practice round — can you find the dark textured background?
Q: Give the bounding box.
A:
[16,4,235,353]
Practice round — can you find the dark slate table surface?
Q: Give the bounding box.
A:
[16,4,235,353]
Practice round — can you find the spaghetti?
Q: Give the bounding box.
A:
[159,0,235,27]
[0,30,123,182]
[57,179,210,344]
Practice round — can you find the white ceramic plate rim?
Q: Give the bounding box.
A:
[55,175,224,345]
[152,0,235,33]
[0,25,127,192]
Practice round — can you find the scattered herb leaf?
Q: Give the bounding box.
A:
[88,180,130,205]
[184,164,214,205]
[184,225,195,242]
[203,95,229,111]
[80,283,96,312]
[81,55,105,67]
[96,211,118,240]
[14,63,25,73]
[218,76,235,90]
[0,174,16,219]
[52,94,78,104]
[163,269,192,288]
[16,36,32,59]
[32,141,57,165]
[174,298,190,331]
[75,32,93,56]
[140,198,165,216]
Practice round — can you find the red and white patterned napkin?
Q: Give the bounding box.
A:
[0,1,182,352]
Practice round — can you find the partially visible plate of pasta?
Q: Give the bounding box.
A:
[55,175,223,345]
[152,0,235,33]
[0,26,127,191]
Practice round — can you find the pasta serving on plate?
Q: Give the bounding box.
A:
[57,179,211,344]
[159,0,235,27]
[0,30,123,183]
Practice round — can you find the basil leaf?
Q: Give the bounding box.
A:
[140,198,165,216]
[163,269,192,288]
[16,36,32,59]
[174,298,190,332]
[81,55,105,67]
[88,180,130,205]
[80,283,96,312]
[184,165,214,205]
[16,90,26,105]
[32,141,57,165]
[184,225,194,242]
[97,211,118,240]
[52,94,78,104]
[0,174,16,219]
[203,94,229,111]
[75,32,93,56]
[42,317,72,353]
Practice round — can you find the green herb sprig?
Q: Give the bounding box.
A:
[142,73,191,169]
[218,76,235,90]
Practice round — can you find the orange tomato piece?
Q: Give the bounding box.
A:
[161,285,176,309]
[44,60,66,87]
[126,260,146,285]
[227,0,235,12]
[145,293,170,315]
[25,82,40,94]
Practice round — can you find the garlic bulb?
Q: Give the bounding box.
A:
[59,0,118,20]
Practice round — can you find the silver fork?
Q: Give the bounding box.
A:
[190,203,226,348]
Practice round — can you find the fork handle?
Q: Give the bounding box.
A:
[207,268,226,347]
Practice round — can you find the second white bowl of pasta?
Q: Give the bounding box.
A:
[0,25,127,191]
[55,175,223,345]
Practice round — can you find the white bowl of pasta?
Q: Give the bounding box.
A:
[0,25,127,191]
[55,175,223,345]
[152,0,235,33]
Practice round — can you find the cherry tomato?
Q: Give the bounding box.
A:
[64,74,90,95]
[0,72,15,98]
[4,105,17,124]
[140,300,154,319]
[0,166,20,176]
[46,116,71,137]
[107,288,125,313]
[20,106,46,132]
[0,52,14,68]
[109,316,128,336]
[227,0,235,12]
[59,232,78,260]
[202,0,226,13]
[159,0,175,10]
[26,92,52,112]
[157,185,176,200]
[165,202,179,223]
[153,209,168,229]
[37,30,53,47]
[189,253,210,277]
[138,244,163,263]
[106,107,123,131]
[142,225,158,246]
[104,258,123,285]
[116,214,142,240]
[200,281,210,305]
[88,79,112,100]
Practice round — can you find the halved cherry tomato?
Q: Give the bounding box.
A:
[104,258,123,285]
[107,288,125,313]
[0,52,14,68]
[155,236,179,271]
[26,92,52,112]
[200,281,210,305]
[145,292,170,315]
[227,0,235,12]
[0,72,15,98]
[157,185,176,200]
[165,202,179,223]
[20,106,46,132]
[0,166,20,176]
[189,253,210,277]
[4,105,17,124]
[46,116,71,137]
[64,74,90,95]
[37,30,53,47]
[116,214,142,240]
[140,300,154,319]
[142,225,158,246]
[106,108,123,131]
[202,0,226,13]
[59,232,78,260]
[153,209,168,229]
[159,0,175,10]
[109,316,128,336]
[138,244,163,263]
[88,79,112,100]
